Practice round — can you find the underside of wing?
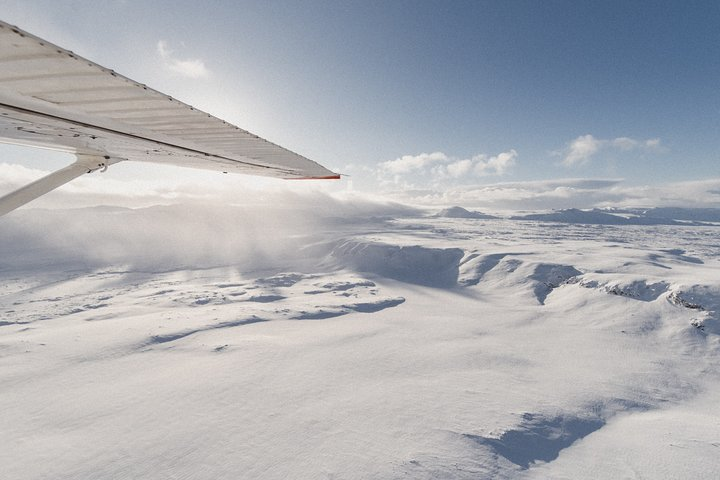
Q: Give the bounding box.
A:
[0,21,339,181]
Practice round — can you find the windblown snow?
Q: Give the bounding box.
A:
[1,201,719,479]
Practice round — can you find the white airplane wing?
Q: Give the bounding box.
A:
[0,21,339,216]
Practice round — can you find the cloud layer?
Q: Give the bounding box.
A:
[381,177,720,211]
[3,158,718,215]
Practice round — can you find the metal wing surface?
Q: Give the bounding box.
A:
[0,20,338,215]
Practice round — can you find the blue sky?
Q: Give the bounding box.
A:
[1,1,719,209]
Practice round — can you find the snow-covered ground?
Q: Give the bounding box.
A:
[1,203,719,479]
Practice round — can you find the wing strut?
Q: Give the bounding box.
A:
[0,154,116,216]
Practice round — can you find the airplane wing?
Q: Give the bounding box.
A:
[0,21,339,216]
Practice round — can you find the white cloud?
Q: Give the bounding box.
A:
[645,138,662,149]
[378,149,517,185]
[562,135,662,167]
[378,152,448,175]
[474,149,517,176]
[610,137,639,150]
[563,134,603,166]
[446,158,473,177]
[157,40,209,78]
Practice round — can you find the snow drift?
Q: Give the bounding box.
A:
[331,239,464,287]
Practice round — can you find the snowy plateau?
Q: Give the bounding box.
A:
[1,201,719,479]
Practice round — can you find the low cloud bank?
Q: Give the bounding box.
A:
[384,177,720,211]
[3,162,719,226]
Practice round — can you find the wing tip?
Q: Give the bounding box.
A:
[285,174,342,180]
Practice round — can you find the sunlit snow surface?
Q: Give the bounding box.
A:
[1,204,719,479]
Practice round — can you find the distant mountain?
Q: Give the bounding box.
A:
[511,208,631,225]
[435,206,497,219]
[509,208,717,226]
[636,207,720,223]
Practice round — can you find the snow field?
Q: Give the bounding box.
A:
[1,206,719,478]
